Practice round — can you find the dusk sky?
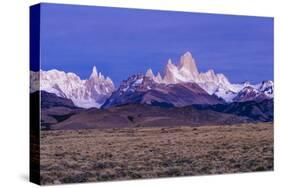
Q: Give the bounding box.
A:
[39,3,273,85]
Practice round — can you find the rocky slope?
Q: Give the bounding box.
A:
[102,74,224,109]
[31,91,83,130]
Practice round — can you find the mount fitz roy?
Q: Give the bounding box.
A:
[31,51,273,109]
[144,52,273,102]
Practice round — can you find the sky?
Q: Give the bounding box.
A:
[38,3,273,85]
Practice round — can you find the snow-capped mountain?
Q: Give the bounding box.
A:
[233,86,267,102]
[233,80,274,102]
[30,66,115,108]
[145,51,273,102]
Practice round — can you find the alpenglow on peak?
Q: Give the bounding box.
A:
[178,51,199,76]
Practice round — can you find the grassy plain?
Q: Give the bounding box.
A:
[40,123,273,185]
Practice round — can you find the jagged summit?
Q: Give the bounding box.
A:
[166,58,174,67]
[178,51,199,76]
[146,68,162,83]
[145,68,154,78]
[90,66,98,78]
[90,66,110,81]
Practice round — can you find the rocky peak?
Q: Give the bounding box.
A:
[163,59,178,84]
[90,66,98,78]
[178,51,199,76]
[155,72,162,82]
[145,68,154,78]
[165,59,177,71]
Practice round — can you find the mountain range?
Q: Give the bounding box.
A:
[30,51,273,109]
[31,51,273,130]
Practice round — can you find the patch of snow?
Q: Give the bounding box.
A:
[132,78,143,86]
[122,86,129,92]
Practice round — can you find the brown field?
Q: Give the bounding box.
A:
[40,123,273,185]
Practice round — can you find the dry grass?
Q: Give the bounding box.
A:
[40,123,273,185]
